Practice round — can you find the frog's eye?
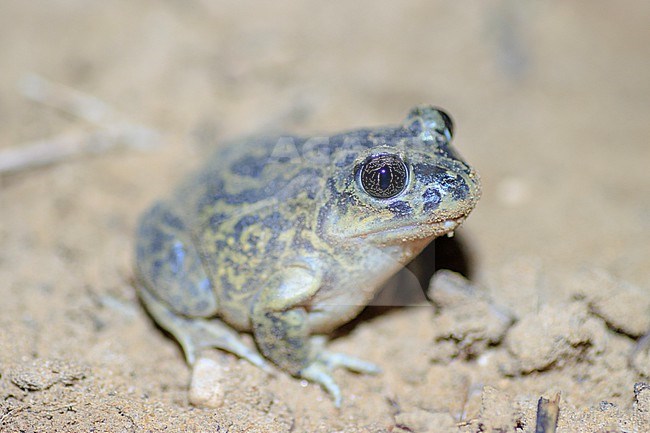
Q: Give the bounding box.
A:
[358,153,409,199]
[436,109,454,140]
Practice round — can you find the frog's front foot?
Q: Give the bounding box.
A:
[301,336,380,407]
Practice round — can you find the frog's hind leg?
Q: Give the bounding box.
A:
[138,287,271,371]
[135,203,271,371]
[135,202,219,317]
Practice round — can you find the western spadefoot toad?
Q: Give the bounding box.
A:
[134,106,481,406]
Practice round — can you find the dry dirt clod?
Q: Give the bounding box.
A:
[393,409,456,433]
[428,270,514,362]
[570,268,650,338]
[503,302,607,374]
[9,359,87,392]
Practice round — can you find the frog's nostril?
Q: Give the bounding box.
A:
[451,181,469,200]
[423,187,441,202]
[423,188,441,212]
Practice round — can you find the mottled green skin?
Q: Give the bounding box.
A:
[134,106,481,406]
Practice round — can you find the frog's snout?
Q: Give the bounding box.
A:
[413,161,480,217]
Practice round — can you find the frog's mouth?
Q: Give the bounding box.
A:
[353,216,466,243]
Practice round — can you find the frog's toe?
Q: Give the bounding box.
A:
[177,322,272,371]
[191,320,274,373]
[321,351,381,375]
[310,336,380,374]
[300,363,342,407]
[182,326,273,373]
[299,350,379,407]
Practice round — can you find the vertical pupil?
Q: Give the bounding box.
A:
[378,166,391,190]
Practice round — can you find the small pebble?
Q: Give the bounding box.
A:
[188,357,226,408]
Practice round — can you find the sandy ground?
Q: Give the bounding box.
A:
[1,1,649,432]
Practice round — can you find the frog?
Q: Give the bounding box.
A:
[134,106,481,406]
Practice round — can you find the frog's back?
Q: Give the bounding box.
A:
[168,135,333,321]
[136,125,426,326]
[180,128,386,230]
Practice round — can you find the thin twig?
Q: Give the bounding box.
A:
[0,127,160,175]
[0,74,162,176]
[20,73,121,126]
[0,406,27,425]
[535,393,560,433]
